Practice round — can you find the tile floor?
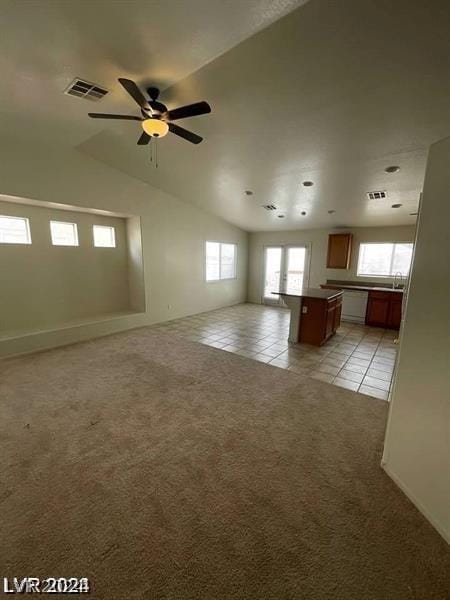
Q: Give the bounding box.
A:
[152,303,398,401]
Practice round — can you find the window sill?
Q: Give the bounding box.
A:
[357,273,396,278]
[206,277,238,283]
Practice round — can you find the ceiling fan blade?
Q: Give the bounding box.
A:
[168,122,203,144]
[118,78,151,112]
[166,101,211,121]
[137,131,151,145]
[88,113,142,120]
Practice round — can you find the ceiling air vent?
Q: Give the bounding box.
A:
[367,190,387,200]
[262,204,277,211]
[64,78,109,101]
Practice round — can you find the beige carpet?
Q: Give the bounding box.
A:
[1,328,449,599]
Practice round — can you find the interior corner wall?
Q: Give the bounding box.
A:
[247,225,416,303]
[382,135,450,544]
[126,216,146,313]
[0,143,248,357]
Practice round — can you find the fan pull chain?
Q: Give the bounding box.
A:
[148,138,159,168]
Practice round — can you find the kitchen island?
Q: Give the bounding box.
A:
[276,288,343,345]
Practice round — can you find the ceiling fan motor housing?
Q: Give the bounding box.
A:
[88,78,210,145]
[149,100,167,114]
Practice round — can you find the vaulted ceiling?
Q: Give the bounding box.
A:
[1,0,450,231]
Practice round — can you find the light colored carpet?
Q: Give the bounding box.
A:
[0,328,449,599]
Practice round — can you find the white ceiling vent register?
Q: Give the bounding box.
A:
[64,78,109,101]
[262,204,278,211]
[367,190,387,200]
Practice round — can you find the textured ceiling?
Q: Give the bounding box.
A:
[0,0,307,146]
[1,0,450,231]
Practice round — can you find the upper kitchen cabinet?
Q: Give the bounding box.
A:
[326,233,353,269]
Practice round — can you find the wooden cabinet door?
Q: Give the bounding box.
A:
[366,295,390,327]
[387,295,403,329]
[334,297,342,331]
[326,234,352,269]
[325,302,336,339]
[299,297,340,346]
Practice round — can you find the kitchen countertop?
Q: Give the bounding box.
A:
[321,283,404,294]
[276,288,343,300]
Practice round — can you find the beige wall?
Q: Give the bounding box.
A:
[247,225,416,303]
[0,200,130,334]
[382,136,450,543]
[0,143,248,357]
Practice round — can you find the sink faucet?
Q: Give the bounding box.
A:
[392,272,403,289]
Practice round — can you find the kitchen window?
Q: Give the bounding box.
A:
[50,221,79,246]
[93,225,116,248]
[357,242,413,277]
[206,241,237,281]
[0,215,32,244]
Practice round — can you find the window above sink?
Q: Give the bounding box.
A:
[357,242,413,278]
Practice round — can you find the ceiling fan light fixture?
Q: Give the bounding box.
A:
[142,118,169,138]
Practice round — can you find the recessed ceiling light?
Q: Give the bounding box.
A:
[391,203,402,208]
[301,211,307,216]
[385,166,400,173]
[302,181,314,187]
[278,214,285,219]
[244,190,253,196]
[328,210,336,214]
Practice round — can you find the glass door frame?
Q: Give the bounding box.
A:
[261,243,311,306]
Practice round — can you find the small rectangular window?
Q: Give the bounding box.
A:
[206,241,237,281]
[93,225,116,248]
[0,215,32,244]
[50,221,79,246]
[357,242,413,277]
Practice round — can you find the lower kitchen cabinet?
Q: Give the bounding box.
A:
[334,294,343,331]
[387,294,403,329]
[325,300,336,340]
[366,290,403,329]
[299,293,343,345]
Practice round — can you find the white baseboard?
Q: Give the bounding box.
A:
[382,463,450,544]
[0,312,147,360]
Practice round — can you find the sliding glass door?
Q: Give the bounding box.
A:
[263,244,309,305]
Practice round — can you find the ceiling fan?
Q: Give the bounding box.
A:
[88,78,211,145]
